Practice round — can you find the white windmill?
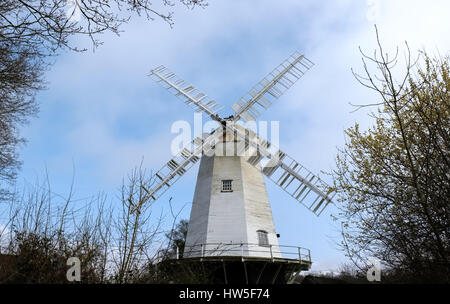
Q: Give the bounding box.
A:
[135,51,335,283]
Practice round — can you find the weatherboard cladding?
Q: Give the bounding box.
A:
[184,140,281,258]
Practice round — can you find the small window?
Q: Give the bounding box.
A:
[257,230,269,246]
[221,180,233,192]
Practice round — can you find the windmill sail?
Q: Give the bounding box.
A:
[150,66,223,118]
[262,151,335,216]
[130,129,223,213]
[228,124,335,216]
[232,51,314,122]
[145,51,333,216]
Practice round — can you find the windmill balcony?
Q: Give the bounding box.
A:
[163,243,312,264]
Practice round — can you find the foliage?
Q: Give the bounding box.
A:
[164,219,188,259]
[332,29,450,283]
[3,231,104,283]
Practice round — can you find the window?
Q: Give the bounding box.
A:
[221,180,233,192]
[257,230,269,246]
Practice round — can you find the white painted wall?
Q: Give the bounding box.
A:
[184,132,281,258]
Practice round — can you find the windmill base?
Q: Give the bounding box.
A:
[157,256,311,284]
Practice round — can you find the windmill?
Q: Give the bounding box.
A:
[137,51,335,283]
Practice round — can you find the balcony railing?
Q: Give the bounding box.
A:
[160,242,311,263]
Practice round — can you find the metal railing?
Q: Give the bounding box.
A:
[160,242,311,263]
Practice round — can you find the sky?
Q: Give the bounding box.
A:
[10,0,450,272]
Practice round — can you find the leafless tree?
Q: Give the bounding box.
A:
[0,173,112,283]
[0,0,207,199]
[112,165,165,283]
[0,41,42,200]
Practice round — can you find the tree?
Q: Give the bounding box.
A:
[0,177,112,283]
[164,218,188,259]
[0,0,207,199]
[0,41,41,200]
[0,166,169,283]
[113,166,163,283]
[332,28,450,283]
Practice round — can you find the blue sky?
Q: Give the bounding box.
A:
[13,0,450,272]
